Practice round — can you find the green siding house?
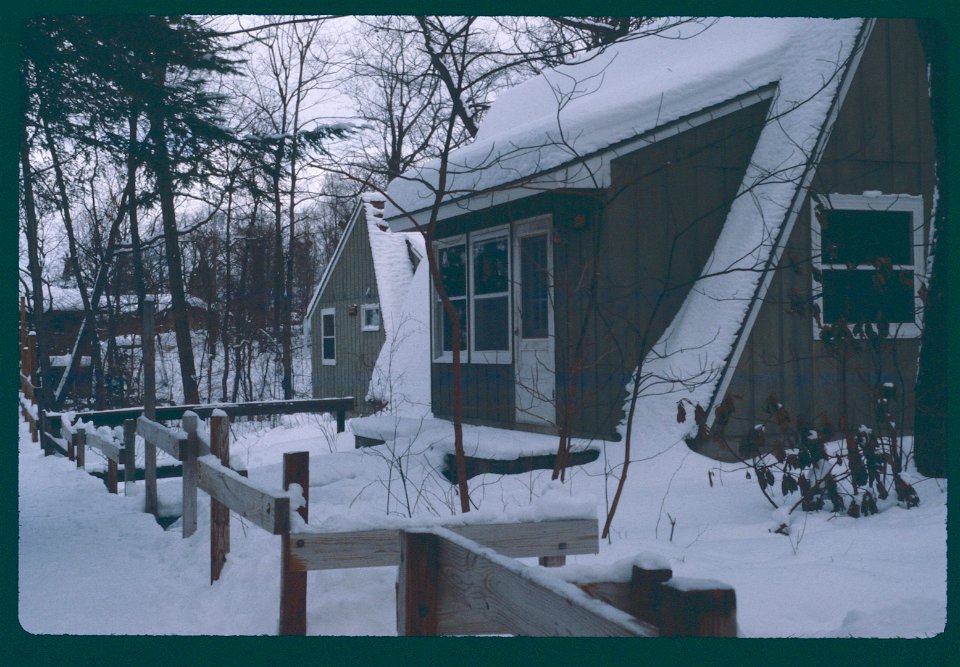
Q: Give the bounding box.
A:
[305,197,425,413]
[382,19,937,459]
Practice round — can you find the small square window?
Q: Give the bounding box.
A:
[812,194,924,338]
[361,304,381,332]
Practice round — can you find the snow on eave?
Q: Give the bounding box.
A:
[384,18,865,225]
[620,19,870,447]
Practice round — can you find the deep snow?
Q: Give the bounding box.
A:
[18,408,946,637]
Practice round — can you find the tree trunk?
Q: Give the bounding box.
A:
[145,62,200,405]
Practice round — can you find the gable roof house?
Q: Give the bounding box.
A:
[305,196,428,414]
[383,18,936,459]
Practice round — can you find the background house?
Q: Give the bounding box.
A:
[305,196,426,413]
[383,18,935,458]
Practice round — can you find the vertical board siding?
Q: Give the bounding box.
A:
[310,212,386,411]
[723,20,934,450]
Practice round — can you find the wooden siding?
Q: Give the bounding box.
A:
[309,211,385,410]
[722,20,934,449]
[431,99,771,439]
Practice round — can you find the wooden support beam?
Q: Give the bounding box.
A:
[143,299,157,517]
[287,518,598,573]
[180,413,200,538]
[122,420,136,494]
[107,459,118,494]
[197,456,290,534]
[136,417,187,460]
[279,452,310,636]
[76,428,85,469]
[397,531,440,636]
[209,413,230,583]
[396,528,655,637]
[657,578,737,637]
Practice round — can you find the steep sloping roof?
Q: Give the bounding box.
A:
[304,195,424,343]
[384,18,864,223]
[383,17,871,444]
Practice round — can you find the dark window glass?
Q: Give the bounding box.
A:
[474,296,509,351]
[438,244,467,298]
[322,313,335,336]
[520,234,549,339]
[821,269,915,324]
[439,298,468,352]
[473,237,509,295]
[323,337,335,360]
[821,209,912,265]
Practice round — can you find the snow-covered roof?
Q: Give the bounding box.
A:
[38,285,207,313]
[384,18,864,224]
[304,194,425,340]
[384,17,871,440]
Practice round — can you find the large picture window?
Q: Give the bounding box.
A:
[432,227,512,363]
[812,193,924,338]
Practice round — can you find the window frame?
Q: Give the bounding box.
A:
[320,307,336,365]
[432,235,468,363]
[468,225,512,364]
[361,303,381,332]
[811,193,925,339]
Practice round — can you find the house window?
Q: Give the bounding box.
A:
[434,238,468,359]
[812,193,924,338]
[470,228,510,362]
[361,304,381,332]
[320,307,336,365]
[432,227,512,363]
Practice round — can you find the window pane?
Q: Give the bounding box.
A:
[822,269,915,324]
[821,209,912,265]
[364,306,380,329]
[473,237,509,295]
[475,296,509,351]
[520,234,549,339]
[323,337,335,360]
[438,244,467,298]
[323,313,335,336]
[439,298,467,352]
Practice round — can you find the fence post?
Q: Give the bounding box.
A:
[629,561,673,626]
[396,530,441,636]
[142,298,158,516]
[656,579,737,637]
[67,428,75,461]
[75,427,85,469]
[107,457,118,494]
[210,412,230,583]
[122,419,136,494]
[27,333,38,444]
[336,407,345,433]
[181,413,199,539]
[279,451,309,635]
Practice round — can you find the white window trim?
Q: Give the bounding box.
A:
[320,307,336,365]
[432,235,467,363]
[361,303,381,332]
[469,225,512,364]
[811,192,925,339]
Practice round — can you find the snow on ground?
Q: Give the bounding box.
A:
[18,407,945,637]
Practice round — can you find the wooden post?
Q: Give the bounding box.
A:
[630,561,673,626]
[279,451,309,635]
[336,408,345,433]
[142,298,158,516]
[657,578,737,637]
[209,412,230,583]
[396,531,441,636]
[67,429,75,461]
[75,428,85,469]
[181,413,199,539]
[107,458,118,494]
[122,419,136,494]
[538,556,566,567]
[26,333,38,443]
